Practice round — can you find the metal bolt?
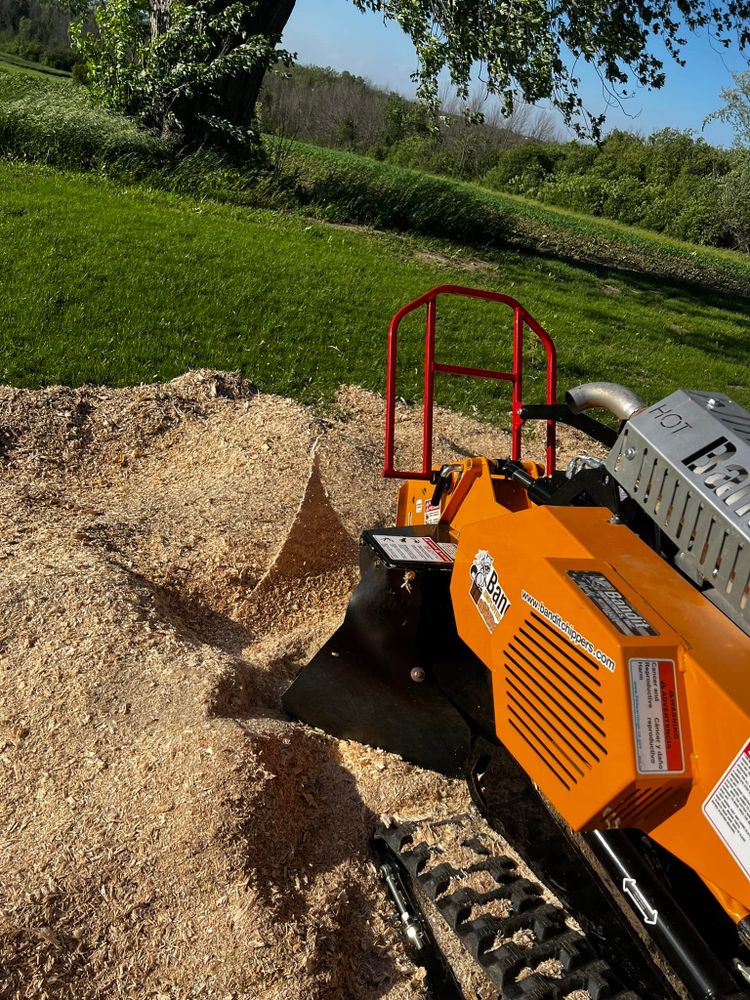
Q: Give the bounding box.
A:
[410,667,426,683]
[625,447,636,460]
[708,397,718,408]
[733,958,750,986]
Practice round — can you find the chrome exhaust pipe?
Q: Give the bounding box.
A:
[565,382,646,421]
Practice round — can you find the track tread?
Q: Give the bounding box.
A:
[376,815,641,1000]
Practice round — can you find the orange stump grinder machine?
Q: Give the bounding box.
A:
[283,286,750,1000]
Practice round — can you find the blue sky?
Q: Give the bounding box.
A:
[282,0,749,146]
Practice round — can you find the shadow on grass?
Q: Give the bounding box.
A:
[506,241,750,316]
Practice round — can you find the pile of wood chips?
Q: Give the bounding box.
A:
[0,372,595,1000]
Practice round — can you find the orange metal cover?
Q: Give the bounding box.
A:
[400,465,750,922]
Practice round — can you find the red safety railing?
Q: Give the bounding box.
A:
[383,285,557,480]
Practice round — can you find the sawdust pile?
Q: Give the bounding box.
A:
[0,372,597,1000]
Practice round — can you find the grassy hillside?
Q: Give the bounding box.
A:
[0,71,164,168]
[1,71,749,299]
[279,141,750,296]
[2,161,750,419]
[0,49,71,79]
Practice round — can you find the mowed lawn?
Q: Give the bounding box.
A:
[2,160,750,418]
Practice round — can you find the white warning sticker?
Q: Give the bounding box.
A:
[629,658,684,774]
[371,534,456,564]
[424,501,441,525]
[703,740,750,882]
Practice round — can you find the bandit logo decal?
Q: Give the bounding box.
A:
[469,550,510,634]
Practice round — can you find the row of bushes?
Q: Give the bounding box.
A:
[1,72,749,298]
[274,142,750,293]
[478,131,750,252]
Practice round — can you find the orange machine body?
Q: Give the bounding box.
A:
[397,459,750,926]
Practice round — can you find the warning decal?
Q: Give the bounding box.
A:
[424,501,441,525]
[371,533,456,565]
[629,658,684,774]
[703,740,750,882]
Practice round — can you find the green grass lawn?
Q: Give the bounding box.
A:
[2,161,750,422]
[281,140,750,297]
[0,50,71,79]
[2,70,750,300]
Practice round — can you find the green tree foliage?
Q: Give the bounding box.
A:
[483,142,564,192]
[720,154,750,251]
[64,0,750,150]
[69,0,145,112]
[66,0,294,149]
[0,0,76,70]
[482,129,735,248]
[381,93,429,146]
[353,0,750,136]
[707,69,750,147]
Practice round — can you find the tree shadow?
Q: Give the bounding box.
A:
[230,723,406,1000]
[122,567,311,716]
[507,240,750,315]
[115,570,409,998]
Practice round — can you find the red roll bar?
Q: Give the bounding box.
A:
[383,285,557,480]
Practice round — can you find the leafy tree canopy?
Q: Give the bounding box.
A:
[359,0,750,136]
[706,68,750,146]
[64,0,750,148]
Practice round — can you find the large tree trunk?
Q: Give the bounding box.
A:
[159,0,298,150]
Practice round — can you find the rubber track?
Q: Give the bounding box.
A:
[375,815,641,1000]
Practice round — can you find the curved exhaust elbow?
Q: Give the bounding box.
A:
[565,382,646,422]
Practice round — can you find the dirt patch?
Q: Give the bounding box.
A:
[0,372,602,999]
[413,249,494,273]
